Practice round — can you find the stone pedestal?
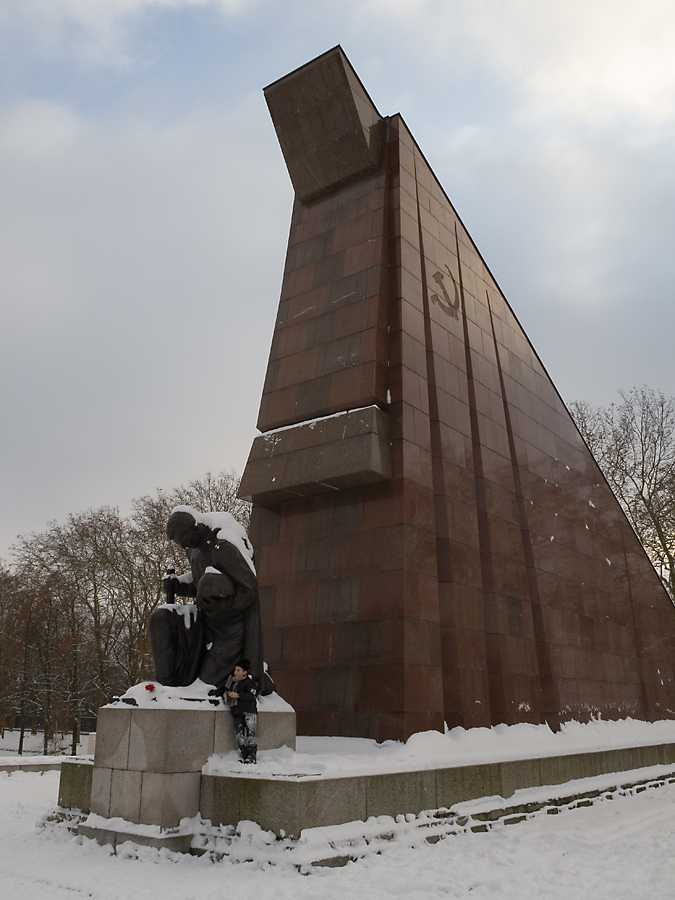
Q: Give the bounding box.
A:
[65,732,675,849]
[86,704,295,830]
[201,739,675,840]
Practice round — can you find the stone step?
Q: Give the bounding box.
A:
[64,765,675,867]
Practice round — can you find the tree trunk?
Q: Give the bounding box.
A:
[71,713,80,756]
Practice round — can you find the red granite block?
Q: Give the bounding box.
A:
[278,497,322,543]
[282,263,316,299]
[285,285,327,323]
[263,385,299,431]
[317,492,364,535]
[483,593,509,636]
[359,570,405,619]
[359,326,388,367]
[470,626,497,673]
[276,347,320,389]
[401,609,440,663]
[375,713,407,742]
[343,236,385,276]
[294,374,332,420]
[361,480,405,530]
[249,506,281,546]
[277,320,309,357]
[332,213,375,252]
[334,296,372,337]
[274,667,311,712]
[296,711,334,736]
[438,582,485,632]
[455,668,492,728]
[289,215,325,246]
[340,524,424,576]
[262,620,292,668]
[290,624,334,667]
[308,665,356,711]
[403,665,444,711]
[356,665,404,712]
[274,581,316,627]
[315,577,361,622]
[447,542,482,589]
[297,534,342,580]
[405,571,441,621]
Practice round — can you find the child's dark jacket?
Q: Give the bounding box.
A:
[225,674,258,715]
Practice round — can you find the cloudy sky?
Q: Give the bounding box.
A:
[2,0,675,557]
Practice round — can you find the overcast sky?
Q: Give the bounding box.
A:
[2,0,675,558]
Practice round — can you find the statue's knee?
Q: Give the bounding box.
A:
[148,606,172,636]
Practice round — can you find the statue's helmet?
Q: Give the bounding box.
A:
[166,509,209,549]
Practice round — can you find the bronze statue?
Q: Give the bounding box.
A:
[148,506,265,693]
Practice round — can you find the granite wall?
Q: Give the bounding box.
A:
[238,46,675,741]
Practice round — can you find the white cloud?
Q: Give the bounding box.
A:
[0,0,254,66]
[0,93,287,337]
[0,98,81,156]
[0,91,290,552]
[354,0,675,129]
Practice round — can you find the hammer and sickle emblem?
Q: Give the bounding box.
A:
[430,265,460,319]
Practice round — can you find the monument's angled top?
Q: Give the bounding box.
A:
[264,46,383,203]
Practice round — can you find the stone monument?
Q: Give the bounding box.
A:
[59,48,675,850]
[74,508,295,849]
[239,45,675,742]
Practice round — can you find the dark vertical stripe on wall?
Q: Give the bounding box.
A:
[414,160,453,585]
[486,290,558,726]
[454,227,502,722]
[622,540,651,720]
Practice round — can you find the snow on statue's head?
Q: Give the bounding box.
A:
[168,506,256,574]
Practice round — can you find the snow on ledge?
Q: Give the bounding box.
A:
[106,680,294,712]
[204,716,675,780]
[259,405,380,437]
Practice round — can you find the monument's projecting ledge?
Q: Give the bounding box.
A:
[264,46,383,203]
[238,405,392,504]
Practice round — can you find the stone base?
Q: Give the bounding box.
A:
[69,739,675,849]
[91,769,203,828]
[64,700,675,848]
[79,822,193,853]
[72,701,296,832]
[201,739,675,839]
[58,759,94,812]
[73,764,675,864]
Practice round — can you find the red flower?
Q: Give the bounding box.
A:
[145,684,155,692]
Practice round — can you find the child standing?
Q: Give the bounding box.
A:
[224,658,258,764]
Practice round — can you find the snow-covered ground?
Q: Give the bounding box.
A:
[0,730,88,757]
[4,718,675,896]
[206,716,675,778]
[1,769,675,899]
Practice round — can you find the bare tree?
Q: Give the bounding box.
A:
[0,468,251,748]
[0,567,35,751]
[570,387,675,599]
[13,510,122,710]
[133,469,250,533]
